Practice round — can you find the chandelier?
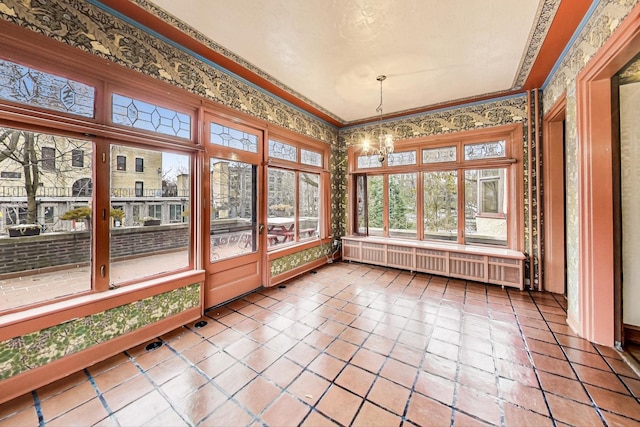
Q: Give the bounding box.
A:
[362,75,394,163]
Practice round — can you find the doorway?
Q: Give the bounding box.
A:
[543,97,567,295]
[203,115,265,308]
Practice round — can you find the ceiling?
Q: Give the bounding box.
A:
[104,0,592,126]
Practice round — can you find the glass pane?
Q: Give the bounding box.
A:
[210,159,256,261]
[269,139,297,162]
[210,122,258,153]
[0,58,95,117]
[356,175,366,234]
[299,173,319,240]
[110,146,190,283]
[464,169,507,246]
[422,146,456,163]
[388,173,417,238]
[301,148,323,167]
[464,140,506,160]
[267,168,296,248]
[367,175,384,236]
[112,94,191,139]
[424,171,458,241]
[387,151,416,166]
[0,128,93,311]
[357,155,382,169]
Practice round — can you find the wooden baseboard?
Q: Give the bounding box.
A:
[624,324,640,345]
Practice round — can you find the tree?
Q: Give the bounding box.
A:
[0,128,92,226]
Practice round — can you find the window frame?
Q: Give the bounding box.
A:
[135,157,144,173]
[348,124,523,250]
[266,131,330,250]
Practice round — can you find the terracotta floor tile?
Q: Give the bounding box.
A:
[458,364,498,396]
[39,381,96,422]
[242,346,281,373]
[213,362,257,396]
[208,328,243,349]
[0,407,39,427]
[564,347,610,370]
[263,357,304,388]
[265,332,300,354]
[608,356,640,378]
[173,382,227,425]
[530,352,576,379]
[452,409,493,426]
[573,363,628,393]
[601,410,640,427]
[200,399,254,427]
[113,390,170,426]
[455,385,501,426]
[380,358,418,389]
[545,393,604,426]
[415,371,456,406]
[248,325,279,344]
[621,375,640,398]
[427,338,460,361]
[234,377,281,415]
[460,334,493,355]
[334,364,375,398]
[537,371,591,404]
[133,344,174,371]
[339,326,370,345]
[196,350,236,380]
[388,343,424,368]
[92,360,140,393]
[362,334,395,355]
[0,393,33,420]
[316,385,362,426]
[36,371,88,401]
[527,337,566,359]
[498,378,548,415]
[351,348,386,374]
[287,370,331,405]
[503,402,554,427]
[422,353,458,381]
[308,353,346,381]
[405,392,452,426]
[352,401,401,427]
[301,410,341,427]
[325,338,358,361]
[144,407,189,427]
[367,377,410,416]
[460,348,495,373]
[261,393,310,426]
[160,368,209,404]
[225,336,261,360]
[585,384,640,420]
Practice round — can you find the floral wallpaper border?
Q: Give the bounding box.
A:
[270,242,334,277]
[0,283,200,381]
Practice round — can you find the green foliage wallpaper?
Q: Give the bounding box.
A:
[0,283,200,381]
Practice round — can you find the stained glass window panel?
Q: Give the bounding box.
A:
[0,59,95,117]
[357,155,382,169]
[422,146,456,164]
[112,94,191,139]
[464,140,506,160]
[210,123,258,153]
[387,151,416,166]
[301,148,323,167]
[269,140,297,162]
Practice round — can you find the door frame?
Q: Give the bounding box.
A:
[203,113,266,308]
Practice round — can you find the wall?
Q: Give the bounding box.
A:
[543,0,637,322]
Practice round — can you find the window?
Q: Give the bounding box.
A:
[41,147,55,171]
[0,127,93,311]
[72,178,92,197]
[266,137,327,249]
[210,122,258,153]
[148,204,162,220]
[135,157,144,172]
[0,58,95,118]
[72,149,84,167]
[110,145,191,286]
[169,204,184,223]
[351,129,521,248]
[112,93,191,139]
[116,155,126,171]
[1,171,21,179]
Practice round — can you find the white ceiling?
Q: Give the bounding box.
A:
[147,0,546,123]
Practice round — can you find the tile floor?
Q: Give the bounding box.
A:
[1,262,640,426]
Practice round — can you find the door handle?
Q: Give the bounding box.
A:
[259,224,264,234]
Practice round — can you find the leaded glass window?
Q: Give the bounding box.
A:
[269,140,297,162]
[0,59,95,117]
[464,140,506,160]
[210,122,258,153]
[357,155,383,169]
[422,146,456,164]
[301,148,323,167]
[112,93,191,139]
[387,151,416,167]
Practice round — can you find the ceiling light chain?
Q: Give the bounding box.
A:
[362,75,394,163]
